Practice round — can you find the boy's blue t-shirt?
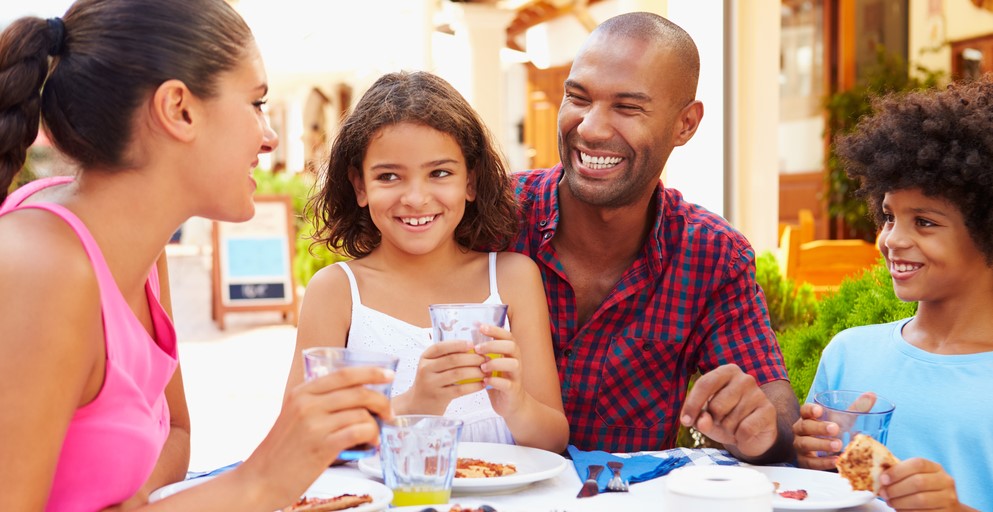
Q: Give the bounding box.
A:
[809,318,993,512]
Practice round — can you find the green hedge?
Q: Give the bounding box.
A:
[252,169,349,286]
[777,261,916,401]
[676,253,915,448]
[755,251,818,333]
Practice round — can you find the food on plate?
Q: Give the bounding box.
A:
[455,458,517,478]
[446,505,497,512]
[836,433,900,494]
[280,493,373,511]
[771,481,809,501]
[778,489,809,500]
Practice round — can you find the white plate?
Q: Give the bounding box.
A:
[750,466,876,511]
[358,442,568,494]
[388,506,508,512]
[389,506,509,512]
[149,472,392,511]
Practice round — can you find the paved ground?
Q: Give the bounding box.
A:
[166,241,298,472]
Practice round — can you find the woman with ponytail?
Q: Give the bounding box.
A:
[0,1,393,510]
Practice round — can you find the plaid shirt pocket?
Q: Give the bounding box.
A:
[595,336,682,429]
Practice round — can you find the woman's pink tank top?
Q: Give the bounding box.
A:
[0,177,178,511]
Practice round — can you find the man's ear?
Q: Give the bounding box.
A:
[150,79,197,143]
[673,100,704,147]
[466,169,477,202]
[349,167,368,207]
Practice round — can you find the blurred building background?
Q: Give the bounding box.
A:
[10,0,993,251]
[7,0,993,471]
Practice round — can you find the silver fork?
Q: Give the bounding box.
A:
[605,461,629,492]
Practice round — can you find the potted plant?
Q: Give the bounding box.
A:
[824,46,942,241]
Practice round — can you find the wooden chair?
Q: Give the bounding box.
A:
[779,224,881,296]
[778,208,816,246]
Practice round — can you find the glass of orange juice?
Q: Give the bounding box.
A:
[380,415,463,507]
[429,303,509,385]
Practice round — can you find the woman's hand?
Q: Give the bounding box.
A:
[476,324,527,417]
[792,402,843,470]
[237,366,394,508]
[395,340,486,415]
[881,458,972,512]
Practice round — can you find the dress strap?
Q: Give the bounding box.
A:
[6,203,120,357]
[335,261,363,306]
[487,252,498,298]
[0,176,74,209]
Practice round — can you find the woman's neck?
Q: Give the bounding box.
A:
[66,170,185,295]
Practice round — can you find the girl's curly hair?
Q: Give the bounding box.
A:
[309,71,519,258]
[836,74,993,264]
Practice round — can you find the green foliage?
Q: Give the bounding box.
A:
[293,222,349,286]
[7,149,40,197]
[251,169,349,286]
[824,47,942,241]
[778,262,917,401]
[755,251,818,333]
[252,168,317,225]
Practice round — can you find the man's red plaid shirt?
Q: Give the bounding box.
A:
[510,166,789,453]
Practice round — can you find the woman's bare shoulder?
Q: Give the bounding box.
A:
[0,208,102,368]
[0,208,97,292]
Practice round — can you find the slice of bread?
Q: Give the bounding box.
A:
[836,433,899,494]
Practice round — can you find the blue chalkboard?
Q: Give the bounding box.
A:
[213,196,296,310]
[225,237,288,278]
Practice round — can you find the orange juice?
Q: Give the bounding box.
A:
[456,353,503,385]
[391,486,451,506]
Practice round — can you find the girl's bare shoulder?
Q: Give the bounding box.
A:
[494,251,540,275]
[304,261,354,297]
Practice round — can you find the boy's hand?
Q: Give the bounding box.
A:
[792,402,843,470]
[880,458,966,511]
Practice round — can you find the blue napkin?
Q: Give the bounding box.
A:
[567,445,690,491]
[185,461,241,480]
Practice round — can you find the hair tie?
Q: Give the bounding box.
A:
[46,17,66,57]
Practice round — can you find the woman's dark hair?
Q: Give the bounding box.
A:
[310,71,519,258]
[837,74,993,264]
[0,0,253,202]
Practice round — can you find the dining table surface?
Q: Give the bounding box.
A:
[322,447,897,512]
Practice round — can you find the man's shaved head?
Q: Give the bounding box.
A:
[588,12,700,104]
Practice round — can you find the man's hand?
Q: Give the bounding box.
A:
[680,364,779,459]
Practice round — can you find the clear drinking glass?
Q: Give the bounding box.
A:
[302,347,399,460]
[379,415,464,507]
[813,389,895,455]
[428,303,508,384]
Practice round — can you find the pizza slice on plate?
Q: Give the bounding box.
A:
[280,493,373,512]
[836,433,900,494]
[455,458,517,478]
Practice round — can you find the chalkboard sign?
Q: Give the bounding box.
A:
[211,195,298,329]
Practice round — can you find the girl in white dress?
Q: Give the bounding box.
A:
[285,71,568,452]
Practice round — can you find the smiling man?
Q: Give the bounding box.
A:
[511,12,799,463]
